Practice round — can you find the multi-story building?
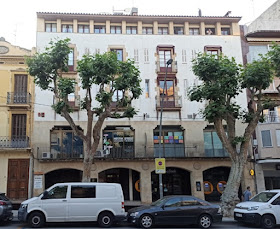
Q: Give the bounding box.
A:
[243,0,280,192]
[0,37,34,201]
[33,9,254,205]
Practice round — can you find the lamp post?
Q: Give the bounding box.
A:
[158,58,173,199]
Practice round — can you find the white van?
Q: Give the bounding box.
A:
[18,182,126,228]
[234,190,280,229]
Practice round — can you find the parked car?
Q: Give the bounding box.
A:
[234,190,280,229]
[0,192,13,222]
[18,182,126,228]
[127,195,222,228]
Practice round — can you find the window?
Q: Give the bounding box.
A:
[94,25,105,34]
[68,49,74,71]
[174,27,184,35]
[159,50,171,67]
[134,49,139,62]
[204,46,222,58]
[221,28,230,35]
[182,49,187,63]
[189,28,199,35]
[153,127,184,157]
[62,24,73,33]
[184,79,188,98]
[110,26,121,34]
[14,74,28,103]
[12,114,28,147]
[158,27,168,35]
[181,197,201,206]
[111,49,123,61]
[142,27,153,34]
[50,126,84,159]
[78,25,89,33]
[205,28,215,35]
[44,185,67,199]
[145,79,149,98]
[45,23,57,32]
[261,130,272,147]
[126,26,137,34]
[144,49,149,62]
[164,197,181,208]
[113,90,123,102]
[159,80,175,105]
[276,130,280,147]
[71,185,96,198]
[103,126,135,158]
[204,131,228,157]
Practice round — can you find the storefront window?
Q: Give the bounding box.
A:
[153,126,184,157]
[204,131,228,157]
[103,126,134,158]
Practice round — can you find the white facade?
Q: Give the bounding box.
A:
[33,12,252,204]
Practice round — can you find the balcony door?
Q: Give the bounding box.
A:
[159,50,171,72]
[14,75,27,103]
[159,80,175,107]
[12,114,27,147]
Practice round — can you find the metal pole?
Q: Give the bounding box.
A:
[158,59,173,199]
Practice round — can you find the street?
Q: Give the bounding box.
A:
[0,221,265,229]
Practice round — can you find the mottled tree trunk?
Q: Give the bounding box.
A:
[221,154,245,216]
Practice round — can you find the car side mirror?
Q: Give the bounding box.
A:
[41,190,49,199]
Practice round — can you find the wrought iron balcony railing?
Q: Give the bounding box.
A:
[7,92,31,105]
[155,95,182,109]
[156,61,177,73]
[0,136,30,148]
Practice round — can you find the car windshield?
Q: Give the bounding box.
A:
[151,196,170,206]
[250,192,277,203]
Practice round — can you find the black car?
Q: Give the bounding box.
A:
[127,195,222,228]
[0,192,13,222]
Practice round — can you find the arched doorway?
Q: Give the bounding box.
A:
[151,167,191,201]
[45,168,82,189]
[203,166,230,202]
[98,168,140,201]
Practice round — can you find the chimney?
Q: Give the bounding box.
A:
[198,9,202,17]
[131,7,138,16]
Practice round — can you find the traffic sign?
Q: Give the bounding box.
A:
[155,158,166,174]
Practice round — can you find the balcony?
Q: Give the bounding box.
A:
[263,78,280,94]
[261,112,280,123]
[7,92,31,106]
[38,146,84,160]
[155,95,182,109]
[156,61,177,73]
[0,136,30,148]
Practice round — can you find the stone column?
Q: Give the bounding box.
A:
[106,20,110,34]
[73,19,78,33]
[169,21,174,35]
[216,22,221,35]
[200,22,205,35]
[184,22,189,35]
[90,20,94,34]
[190,168,204,200]
[153,21,158,35]
[140,169,152,204]
[57,19,61,33]
[122,21,126,34]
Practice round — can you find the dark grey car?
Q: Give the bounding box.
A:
[0,192,13,222]
[127,195,222,228]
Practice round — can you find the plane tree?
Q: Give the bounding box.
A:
[188,50,278,216]
[27,38,142,181]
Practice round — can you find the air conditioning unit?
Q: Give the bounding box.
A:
[42,152,51,159]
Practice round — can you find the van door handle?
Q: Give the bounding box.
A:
[62,199,67,202]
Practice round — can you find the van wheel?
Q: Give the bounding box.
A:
[28,212,45,228]
[98,212,114,228]
[262,215,275,229]
[198,214,212,228]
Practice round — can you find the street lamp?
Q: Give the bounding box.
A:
[158,58,173,199]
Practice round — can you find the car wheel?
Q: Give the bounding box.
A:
[28,212,45,228]
[261,215,275,229]
[98,212,114,228]
[139,214,153,228]
[198,214,212,229]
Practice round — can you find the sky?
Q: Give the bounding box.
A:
[0,0,277,50]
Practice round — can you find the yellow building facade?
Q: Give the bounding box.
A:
[0,37,34,201]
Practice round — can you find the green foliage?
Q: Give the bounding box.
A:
[231,136,245,146]
[27,38,71,91]
[27,38,142,120]
[189,53,241,122]
[241,57,273,91]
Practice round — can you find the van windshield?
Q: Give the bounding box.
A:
[250,192,277,202]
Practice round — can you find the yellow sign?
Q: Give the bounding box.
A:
[155,158,166,174]
[250,169,255,176]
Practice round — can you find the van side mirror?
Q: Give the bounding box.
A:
[41,190,49,199]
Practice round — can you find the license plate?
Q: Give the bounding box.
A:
[235,213,242,217]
